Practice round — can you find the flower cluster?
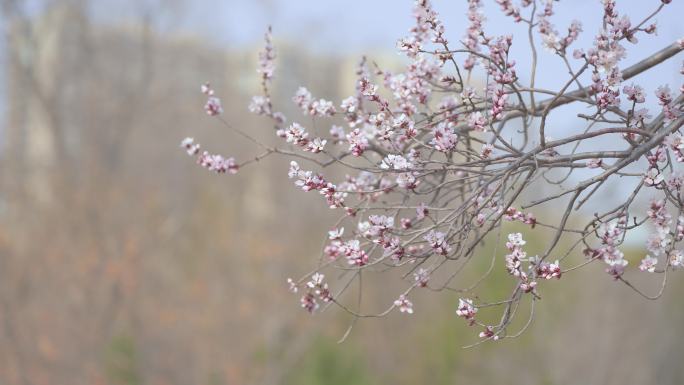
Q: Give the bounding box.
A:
[292,87,336,117]
[414,268,430,287]
[394,295,414,314]
[197,151,238,174]
[430,122,459,152]
[288,161,346,208]
[258,26,276,81]
[656,85,681,122]
[180,137,238,174]
[503,207,537,228]
[536,260,561,280]
[380,154,412,170]
[342,239,370,266]
[586,217,628,279]
[201,83,223,116]
[495,0,520,23]
[182,0,684,343]
[300,273,333,313]
[504,233,537,293]
[538,1,582,54]
[456,298,478,324]
[248,27,285,122]
[425,230,451,256]
[463,0,484,70]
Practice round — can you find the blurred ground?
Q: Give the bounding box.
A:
[0,1,683,385]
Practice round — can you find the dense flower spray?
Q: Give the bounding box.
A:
[182,0,684,343]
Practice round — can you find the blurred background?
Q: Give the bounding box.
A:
[0,1,683,384]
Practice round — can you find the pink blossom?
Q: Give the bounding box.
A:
[468,112,487,132]
[287,278,298,293]
[647,199,671,229]
[430,122,459,152]
[394,295,414,314]
[480,144,494,159]
[320,183,347,209]
[306,272,333,303]
[668,173,684,192]
[343,240,369,266]
[631,108,652,126]
[520,280,537,293]
[383,236,405,262]
[591,218,629,278]
[396,172,418,190]
[456,298,477,322]
[587,158,603,169]
[340,96,358,114]
[479,326,499,340]
[401,218,412,229]
[655,85,680,121]
[639,255,658,273]
[416,203,429,220]
[248,95,271,115]
[425,230,451,255]
[646,228,670,257]
[489,88,508,120]
[311,99,336,116]
[201,82,213,95]
[288,161,301,179]
[503,207,537,228]
[381,154,412,170]
[360,214,394,238]
[180,137,200,156]
[300,293,318,313]
[346,128,369,156]
[305,138,327,153]
[293,87,313,112]
[328,227,344,240]
[330,125,345,142]
[669,250,684,269]
[537,260,562,280]
[506,232,526,248]
[538,1,561,52]
[495,0,520,22]
[289,165,325,192]
[307,272,325,288]
[414,268,430,287]
[664,133,684,162]
[463,0,485,70]
[605,259,628,279]
[284,123,310,147]
[197,151,238,174]
[204,96,223,116]
[358,78,378,97]
[505,233,527,277]
[257,26,276,81]
[623,84,645,103]
[325,240,342,260]
[644,168,664,186]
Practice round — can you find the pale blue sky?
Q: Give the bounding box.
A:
[2,0,683,146]
[123,1,683,55]
[94,0,683,98]
[6,1,684,97]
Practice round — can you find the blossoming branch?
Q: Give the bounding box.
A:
[182,0,683,344]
